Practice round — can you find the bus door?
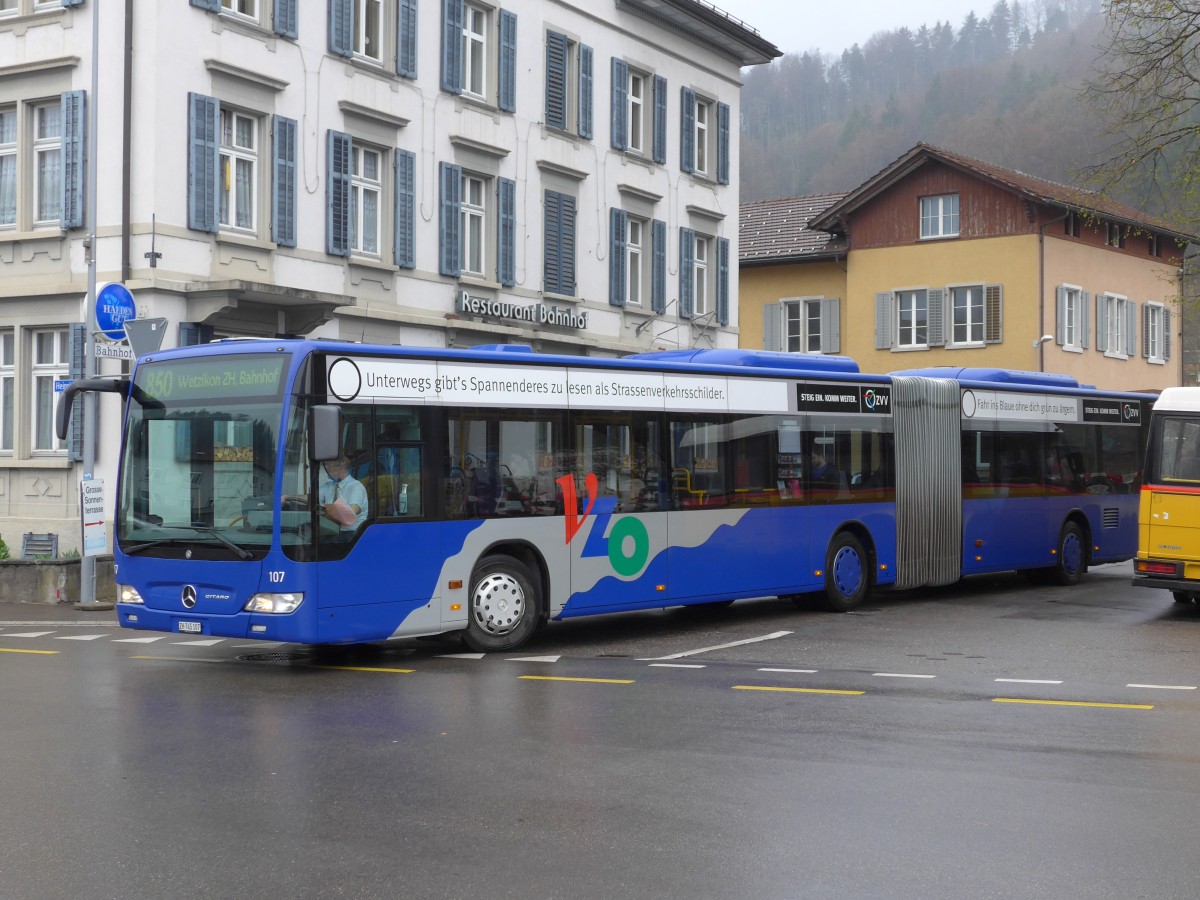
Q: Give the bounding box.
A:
[566,412,669,611]
[1143,413,1200,572]
[891,376,962,589]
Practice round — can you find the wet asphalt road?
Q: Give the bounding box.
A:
[2,561,1199,899]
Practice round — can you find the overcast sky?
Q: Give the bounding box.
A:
[718,0,992,57]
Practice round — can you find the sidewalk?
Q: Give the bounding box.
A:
[0,599,118,625]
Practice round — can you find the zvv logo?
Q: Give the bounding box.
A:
[557,473,650,577]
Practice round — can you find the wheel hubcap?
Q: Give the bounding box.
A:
[1062,532,1082,575]
[472,572,526,636]
[832,547,863,597]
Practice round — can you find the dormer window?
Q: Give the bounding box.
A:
[919,194,958,239]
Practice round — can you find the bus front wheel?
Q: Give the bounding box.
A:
[463,555,541,652]
[821,532,870,612]
[1049,521,1086,586]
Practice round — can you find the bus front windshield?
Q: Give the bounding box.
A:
[117,353,290,561]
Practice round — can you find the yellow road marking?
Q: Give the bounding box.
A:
[0,647,58,655]
[520,675,634,684]
[317,666,415,674]
[993,698,1153,710]
[733,685,865,696]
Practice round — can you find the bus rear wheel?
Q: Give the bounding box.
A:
[463,555,541,652]
[821,532,870,612]
[1049,521,1086,586]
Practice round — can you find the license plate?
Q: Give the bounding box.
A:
[178,621,202,634]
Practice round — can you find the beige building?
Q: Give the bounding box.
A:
[741,144,1195,391]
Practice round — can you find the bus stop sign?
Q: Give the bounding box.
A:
[95,282,137,341]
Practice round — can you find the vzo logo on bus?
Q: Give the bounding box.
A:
[556,474,651,577]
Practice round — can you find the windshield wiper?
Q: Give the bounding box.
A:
[127,524,254,560]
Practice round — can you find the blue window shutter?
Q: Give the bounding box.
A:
[544,191,575,296]
[651,219,666,313]
[61,90,85,230]
[579,45,593,139]
[1165,307,1173,360]
[716,102,730,185]
[497,177,516,286]
[329,0,353,57]
[439,162,462,276]
[68,323,86,462]
[545,31,568,131]
[189,0,220,10]
[498,10,517,113]
[544,191,561,294]
[61,0,86,7]
[397,0,418,78]
[271,116,297,247]
[680,87,696,173]
[441,0,463,93]
[561,194,576,296]
[274,0,298,38]
[179,322,215,347]
[679,227,695,318]
[610,58,628,150]
[326,130,352,257]
[609,208,627,307]
[652,75,667,164]
[187,92,220,233]
[394,149,416,269]
[716,237,729,325]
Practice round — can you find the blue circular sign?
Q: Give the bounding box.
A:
[95,282,137,341]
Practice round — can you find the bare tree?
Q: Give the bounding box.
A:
[1082,1,1200,229]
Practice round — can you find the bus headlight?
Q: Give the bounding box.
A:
[244,592,304,614]
[116,584,144,605]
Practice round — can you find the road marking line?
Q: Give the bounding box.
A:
[0,647,58,655]
[171,639,225,647]
[506,655,561,663]
[2,631,54,638]
[638,630,793,660]
[994,678,1063,684]
[758,667,818,674]
[1127,684,1197,691]
[437,653,487,660]
[0,621,117,627]
[519,675,634,685]
[993,698,1153,710]
[648,663,706,669]
[317,666,415,674]
[113,637,166,643]
[230,642,285,648]
[733,685,864,696]
[54,634,108,641]
[873,673,936,679]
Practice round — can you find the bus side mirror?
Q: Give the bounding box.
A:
[309,404,342,462]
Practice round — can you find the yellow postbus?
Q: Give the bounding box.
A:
[1133,387,1200,602]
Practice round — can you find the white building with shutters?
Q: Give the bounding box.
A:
[0,0,777,552]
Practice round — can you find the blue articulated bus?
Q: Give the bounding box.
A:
[58,341,1150,651]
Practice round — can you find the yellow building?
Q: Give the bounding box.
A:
[740,144,1196,391]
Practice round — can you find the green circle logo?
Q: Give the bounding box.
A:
[607,517,650,577]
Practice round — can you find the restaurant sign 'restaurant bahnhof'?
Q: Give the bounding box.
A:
[455,291,588,330]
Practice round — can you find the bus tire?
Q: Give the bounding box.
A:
[463,555,541,652]
[1049,521,1086,586]
[821,532,870,612]
[1172,591,1197,604]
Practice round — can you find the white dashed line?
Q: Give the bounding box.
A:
[758,668,818,674]
[638,630,793,660]
[112,636,166,644]
[171,639,225,647]
[873,673,936,679]
[54,634,108,641]
[1127,683,1198,691]
[1,632,54,638]
[648,663,706,669]
[995,678,1063,684]
[436,653,487,660]
[506,655,561,663]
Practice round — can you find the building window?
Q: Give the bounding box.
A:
[460,172,487,277]
[221,0,256,21]
[1149,234,1163,257]
[544,189,576,296]
[626,218,644,307]
[442,2,515,110]
[0,106,14,227]
[0,330,12,453]
[628,70,646,156]
[1057,284,1087,351]
[950,285,984,345]
[462,3,487,97]
[693,235,710,316]
[545,32,591,138]
[350,144,381,257]
[680,88,729,183]
[1105,222,1125,248]
[693,96,710,176]
[1064,211,1080,237]
[920,194,958,239]
[31,328,67,453]
[354,0,383,62]
[1144,302,1170,364]
[896,289,928,348]
[218,109,257,233]
[1,0,62,16]
[679,228,729,324]
[32,102,61,226]
[1098,292,1133,359]
[610,210,664,311]
[784,299,821,353]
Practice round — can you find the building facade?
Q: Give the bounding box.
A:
[0,0,778,551]
[741,144,1194,390]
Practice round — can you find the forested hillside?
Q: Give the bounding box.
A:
[740,1,1144,211]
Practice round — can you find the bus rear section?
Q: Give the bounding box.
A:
[1133,387,1200,601]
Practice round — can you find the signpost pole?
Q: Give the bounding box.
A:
[75,0,109,611]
